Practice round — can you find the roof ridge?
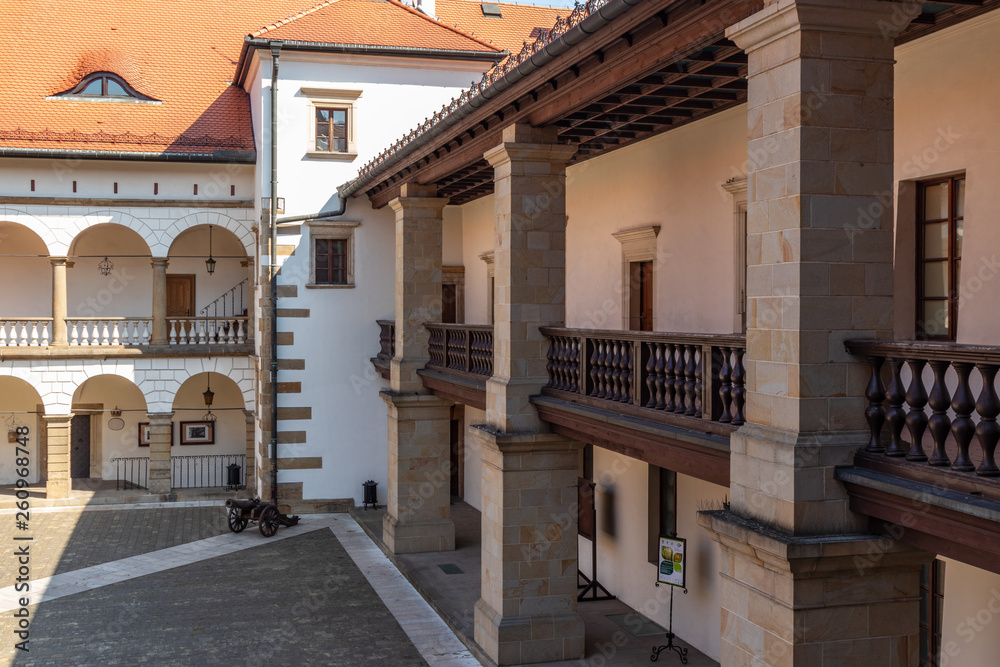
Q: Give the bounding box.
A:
[385,0,503,52]
[253,0,343,38]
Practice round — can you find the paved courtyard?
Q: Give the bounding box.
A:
[0,503,477,666]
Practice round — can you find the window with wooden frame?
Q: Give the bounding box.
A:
[917,175,964,340]
[302,88,361,160]
[647,466,676,564]
[308,221,358,288]
[919,559,945,667]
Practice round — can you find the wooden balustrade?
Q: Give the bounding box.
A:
[0,319,53,347]
[424,323,494,378]
[541,327,746,427]
[845,340,1000,477]
[167,317,248,345]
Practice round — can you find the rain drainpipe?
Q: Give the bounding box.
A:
[269,41,282,506]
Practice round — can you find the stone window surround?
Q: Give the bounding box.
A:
[306,220,359,289]
[302,87,361,161]
[441,265,466,324]
[722,177,748,333]
[612,225,660,331]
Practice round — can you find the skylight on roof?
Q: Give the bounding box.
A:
[55,72,155,102]
[481,2,502,18]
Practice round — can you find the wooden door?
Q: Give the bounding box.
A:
[70,415,90,479]
[629,261,653,331]
[442,284,458,324]
[166,275,196,317]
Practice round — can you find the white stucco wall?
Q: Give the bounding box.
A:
[0,378,43,484]
[938,557,1000,667]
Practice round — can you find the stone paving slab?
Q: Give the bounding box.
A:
[0,506,230,582]
[0,528,430,666]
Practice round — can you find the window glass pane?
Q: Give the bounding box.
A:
[923,183,949,220]
[956,179,965,218]
[316,108,330,122]
[923,223,948,259]
[333,110,347,152]
[956,219,963,258]
[923,261,949,298]
[316,126,329,151]
[922,301,949,337]
[106,79,127,96]
[81,79,102,94]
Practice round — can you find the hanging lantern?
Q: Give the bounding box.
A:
[203,379,215,408]
[205,225,216,275]
[98,256,114,276]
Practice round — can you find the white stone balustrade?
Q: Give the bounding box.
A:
[167,317,248,345]
[0,319,53,346]
[67,318,152,346]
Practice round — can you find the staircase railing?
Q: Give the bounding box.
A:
[200,278,248,318]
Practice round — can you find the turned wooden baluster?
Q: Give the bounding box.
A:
[927,359,952,466]
[621,342,633,403]
[610,341,623,402]
[731,348,746,425]
[694,347,703,417]
[589,340,601,397]
[645,343,658,409]
[663,343,675,412]
[904,359,929,462]
[599,340,611,399]
[863,356,886,453]
[974,363,1000,477]
[684,345,697,416]
[569,338,580,393]
[884,358,907,456]
[718,347,733,424]
[674,346,687,413]
[545,336,558,388]
[559,337,570,390]
[950,362,976,472]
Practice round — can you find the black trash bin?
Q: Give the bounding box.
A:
[227,463,242,490]
[362,479,379,510]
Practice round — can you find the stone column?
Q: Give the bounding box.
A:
[50,258,69,346]
[483,124,576,433]
[244,409,256,495]
[472,124,584,665]
[381,183,455,554]
[150,258,169,345]
[146,412,173,494]
[243,258,255,328]
[43,415,72,499]
[700,2,930,665]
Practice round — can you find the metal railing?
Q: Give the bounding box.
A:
[112,456,149,490]
[201,278,248,318]
[171,454,246,489]
[846,339,1000,477]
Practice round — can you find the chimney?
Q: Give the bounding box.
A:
[417,0,435,18]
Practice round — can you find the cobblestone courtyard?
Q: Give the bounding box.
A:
[0,504,475,666]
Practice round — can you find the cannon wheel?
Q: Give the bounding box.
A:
[259,505,280,538]
[228,507,248,533]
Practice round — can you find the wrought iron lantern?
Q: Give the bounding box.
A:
[203,378,216,422]
[98,256,114,276]
[205,225,216,275]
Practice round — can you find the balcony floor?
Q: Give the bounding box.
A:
[0,478,241,510]
[352,501,719,667]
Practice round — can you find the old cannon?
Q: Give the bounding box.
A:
[225,498,300,537]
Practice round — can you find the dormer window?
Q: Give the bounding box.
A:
[56,72,155,101]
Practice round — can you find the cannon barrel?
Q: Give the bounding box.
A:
[225,498,261,510]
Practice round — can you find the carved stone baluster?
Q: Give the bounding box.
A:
[237,319,246,344]
[168,320,177,345]
[863,356,886,453]
[974,363,1000,477]
[684,345,697,416]
[589,340,601,397]
[18,322,28,346]
[663,343,676,412]
[227,319,236,344]
[950,362,976,472]
[904,359,929,462]
[645,343,658,409]
[110,321,120,346]
[0,322,8,346]
[927,360,952,466]
[29,322,39,346]
[884,358,907,456]
[731,348,746,425]
[100,320,111,346]
[718,347,733,424]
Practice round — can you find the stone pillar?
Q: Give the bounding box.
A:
[381,183,455,554]
[150,258,169,345]
[50,258,69,346]
[146,412,173,494]
[243,258,255,327]
[483,124,576,433]
[699,2,929,665]
[471,125,584,665]
[471,430,584,665]
[244,409,256,495]
[43,415,72,499]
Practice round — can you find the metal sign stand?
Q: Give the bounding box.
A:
[650,582,688,662]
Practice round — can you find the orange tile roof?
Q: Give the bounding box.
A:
[436,0,566,54]
[254,0,501,53]
[0,0,503,159]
